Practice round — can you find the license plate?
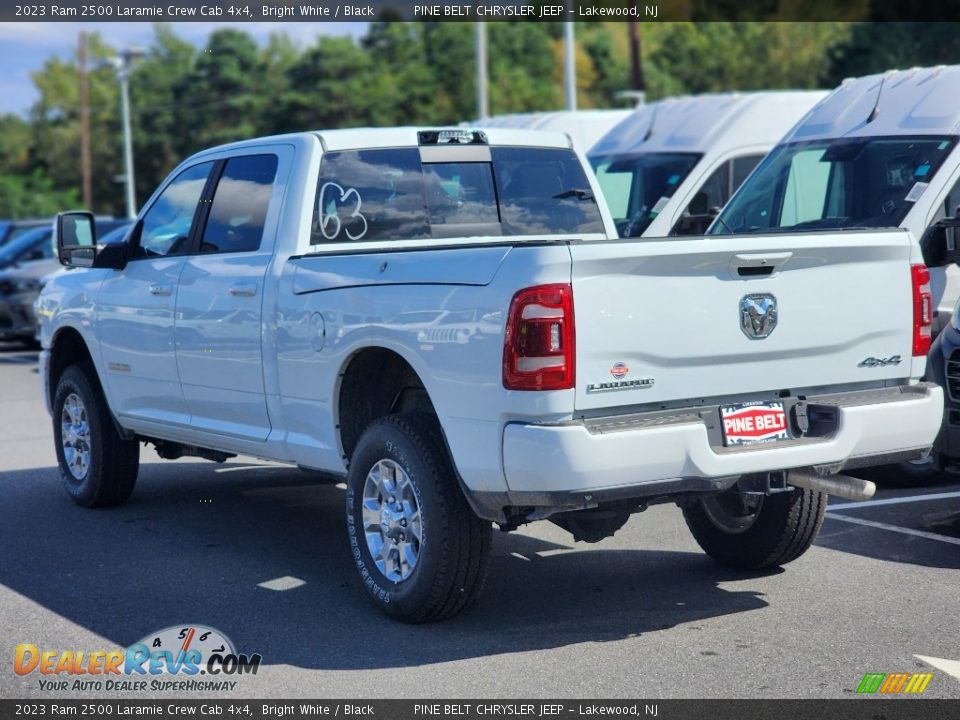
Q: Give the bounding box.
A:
[720,401,789,446]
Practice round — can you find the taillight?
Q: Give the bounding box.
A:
[912,263,932,356]
[503,284,575,390]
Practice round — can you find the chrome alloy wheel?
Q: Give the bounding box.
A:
[361,459,423,582]
[61,392,91,481]
[701,491,764,534]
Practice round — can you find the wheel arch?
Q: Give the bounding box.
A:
[336,345,440,464]
[48,325,96,411]
[47,325,130,440]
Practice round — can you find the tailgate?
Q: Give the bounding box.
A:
[570,229,916,412]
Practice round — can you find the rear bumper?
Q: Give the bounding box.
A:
[500,383,942,503]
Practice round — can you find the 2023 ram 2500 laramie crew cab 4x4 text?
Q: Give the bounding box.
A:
[39,127,943,622]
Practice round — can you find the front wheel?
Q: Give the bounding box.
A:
[682,486,827,569]
[53,364,140,508]
[346,414,491,623]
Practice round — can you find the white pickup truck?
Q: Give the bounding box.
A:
[40,127,942,622]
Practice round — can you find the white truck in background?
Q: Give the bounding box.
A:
[589,91,827,237]
[708,66,960,476]
[39,127,942,622]
[469,109,632,154]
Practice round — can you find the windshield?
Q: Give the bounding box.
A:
[710,136,957,234]
[590,152,701,237]
[0,227,53,267]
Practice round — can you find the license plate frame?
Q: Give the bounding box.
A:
[720,401,790,447]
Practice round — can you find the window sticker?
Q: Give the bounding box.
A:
[651,196,670,214]
[667,174,680,185]
[905,182,929,203]
[915,163,931,177]
[318,182,368,241]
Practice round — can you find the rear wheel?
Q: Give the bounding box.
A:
[345,414,491,622]
[53,364,139,508]
[682,485,826,569]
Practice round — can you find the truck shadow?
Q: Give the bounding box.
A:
[0,461,774,671]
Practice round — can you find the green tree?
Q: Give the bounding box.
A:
[29,33,123,216]
[364,22,442,125]
[178,28,265,148]
[0,115,32,176]
[0,173,78,218]
[648,22,852,97]
[131,24,197,208]
[422,23,476,122]
[488,23,562,114]
[271,36,382,133]
[825,21,960,86]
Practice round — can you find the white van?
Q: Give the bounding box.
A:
[589,91,828,237]
[708,67,960,332]
[471,109,632,154]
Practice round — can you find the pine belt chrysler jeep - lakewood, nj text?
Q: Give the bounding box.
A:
[38,127,943,621]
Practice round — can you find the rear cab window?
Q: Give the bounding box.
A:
[311,144,603,245]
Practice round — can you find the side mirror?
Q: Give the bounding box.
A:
[56,211,96,267]
[920,216,960,267]
[56,212,131,270]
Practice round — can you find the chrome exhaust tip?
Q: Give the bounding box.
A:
[788,469,877,502]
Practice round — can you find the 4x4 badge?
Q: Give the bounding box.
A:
[859,355,902,368]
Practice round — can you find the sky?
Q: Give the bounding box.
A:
[0,22,368,116]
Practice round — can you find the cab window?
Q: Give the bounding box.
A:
[135,162,214,258]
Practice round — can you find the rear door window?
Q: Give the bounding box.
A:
[199,154,279,254]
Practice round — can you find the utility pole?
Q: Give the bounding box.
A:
[475,22,489,120]
[79,32,92,209]
[629,15,645,99]
[564,21,577,111]
[105,48,144,219]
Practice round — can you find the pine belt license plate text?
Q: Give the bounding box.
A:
[720,401,789,446]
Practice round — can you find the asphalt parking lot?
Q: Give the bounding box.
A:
[1,341,958,699]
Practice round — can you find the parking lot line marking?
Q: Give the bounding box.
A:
[536,549,574,557]
[257,576,307,591]
[915,655,960,683]
[215,464,288,474]
[824,512,960,546]
[829,490,960,511]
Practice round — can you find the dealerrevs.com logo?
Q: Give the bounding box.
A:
[14,624,262,692]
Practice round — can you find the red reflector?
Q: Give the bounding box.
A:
[912,264,932,357]
[503,284,575,390]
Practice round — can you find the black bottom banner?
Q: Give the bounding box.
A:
[0,700,956,720]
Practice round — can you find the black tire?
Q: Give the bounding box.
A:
[682,486,827,570]
[345,414,491,623]
[53,363,139,508]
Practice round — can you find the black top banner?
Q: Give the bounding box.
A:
[2,0,960,23]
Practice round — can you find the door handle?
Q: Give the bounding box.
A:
[229,283,258,298]
[148,284,172,296]
[729,252,793,279]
